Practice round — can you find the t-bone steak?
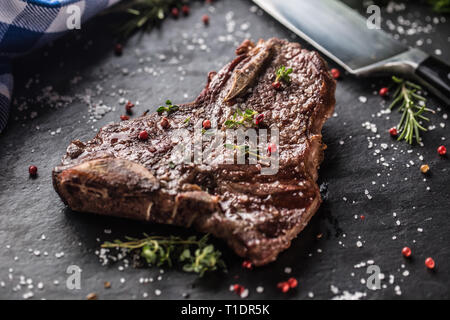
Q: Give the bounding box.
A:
[53,38,336,266]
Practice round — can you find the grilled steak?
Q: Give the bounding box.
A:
[53,38,336,266]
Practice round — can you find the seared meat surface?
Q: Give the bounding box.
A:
[53,38,336,266]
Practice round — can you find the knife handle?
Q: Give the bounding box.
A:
[415,55,450,103]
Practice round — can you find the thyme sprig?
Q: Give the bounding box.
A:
[389,76,434,144]
[102,234,225,277]
[157,100,179,114]
[224,143,269,161]
[275,65,293,84]
[224,108,258,129]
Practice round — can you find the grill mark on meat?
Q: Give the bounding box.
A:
[52,38,336,266]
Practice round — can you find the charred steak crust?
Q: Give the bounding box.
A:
[53,38,336,266]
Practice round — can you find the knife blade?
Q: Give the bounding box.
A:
[253,0,450,103]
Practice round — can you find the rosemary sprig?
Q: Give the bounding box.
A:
[106,0,188,38]
[157,100,179,114]
[275,65,293,84]
[102,234,225,277]
[224,108,258,129]
[389,76,434,144]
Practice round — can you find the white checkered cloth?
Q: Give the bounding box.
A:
[0,0,120,133]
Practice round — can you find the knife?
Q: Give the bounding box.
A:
[253,0,450,104]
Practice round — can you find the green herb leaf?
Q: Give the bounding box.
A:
[179,249,191,261]
[157,8,165,20]
[157,100,179,114]
[157,106,167,113]
[275,65,293,84]
[224,120,236,128]
[126,8,140,15]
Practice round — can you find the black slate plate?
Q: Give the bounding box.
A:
[0,0,449,300]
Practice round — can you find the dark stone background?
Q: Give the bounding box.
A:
[0,0,449,300]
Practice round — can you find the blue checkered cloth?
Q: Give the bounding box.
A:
[0,0,120,133]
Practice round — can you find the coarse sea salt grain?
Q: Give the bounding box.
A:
[332,291,366,300]
[240,289,249,298]
[330,285,339,294]
[23,292,34,299]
